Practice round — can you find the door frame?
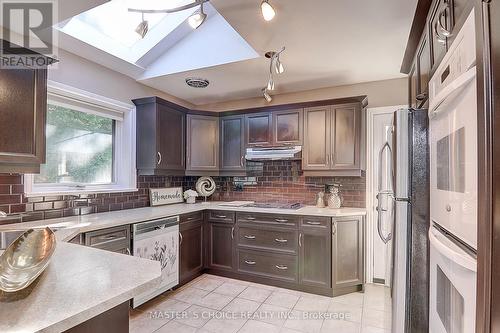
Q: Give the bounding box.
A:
[365,105,406,284]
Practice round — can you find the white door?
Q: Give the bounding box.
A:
[367,106,404,286]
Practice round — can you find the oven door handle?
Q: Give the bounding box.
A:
[429,228,476,272]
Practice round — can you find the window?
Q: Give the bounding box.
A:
[24,82,137,196]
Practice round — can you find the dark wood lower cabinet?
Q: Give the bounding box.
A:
[64,301,129,333]
[332,216,364,295]
[299,217,332,289]
[207,221,235,271]
[180,218,204,284]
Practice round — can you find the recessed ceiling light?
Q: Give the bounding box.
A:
[261,0,276,21]
[186,77,209,88]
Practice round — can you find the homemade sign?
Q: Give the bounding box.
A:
[149,187,183,206]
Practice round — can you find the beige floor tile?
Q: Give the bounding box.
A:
[172,286,210,304]
[283,310,324,333]
[255,303,292,327]
[155,320,197,333]
[327,301,363,323]
[361,325,391,333]
[193,292,234,310]
[201,315,247,333]
[213,281,248,297]
[171,304,215,328]
[331,292,364,307]
[265,291,300,309]
[362,308,392,330]
[223,297,261,315]
[294,295,331,313]
[239,320,281,333]
[321,319,361,333]
[239,286,273,303]
[129,310,169,333]
[191,276,225,292]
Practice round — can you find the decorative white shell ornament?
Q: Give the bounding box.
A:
[195,176,216,203]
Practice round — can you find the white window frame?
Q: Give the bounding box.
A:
[24,81,137,196]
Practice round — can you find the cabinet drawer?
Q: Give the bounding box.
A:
[237,249,298,283]
[237,225,298,254]
[300,216,331,229]
[236,212,299,227]
[85,226,130,247]
[181,211,203,223]
[207,210,235,223]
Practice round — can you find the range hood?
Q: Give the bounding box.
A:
[245,146,302,161]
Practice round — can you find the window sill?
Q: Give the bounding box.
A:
[24,187,139,198]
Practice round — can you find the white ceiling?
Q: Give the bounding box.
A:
[139,0,418,105]
[59,0,418,106]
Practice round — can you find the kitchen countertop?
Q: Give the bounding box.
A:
[0,202,366,242]
[0,242,161,333]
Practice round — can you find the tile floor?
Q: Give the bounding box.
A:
[130,274,392,333]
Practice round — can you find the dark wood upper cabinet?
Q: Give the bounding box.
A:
[220,115,245,173]
[303,103,364,176]
[0,67,47,173]
[134,97,186,175]
[245,112,272,147]
[429,0,449,72]
[273,109,303,146]
[416,33,431,107]
[180,217,204,284]
[186,114,219,173]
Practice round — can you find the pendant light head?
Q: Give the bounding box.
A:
[261,0,276,21]
[262,88,272,103]
[135,13,148,38]
[188,2,207,29]
[274,56,284,74]
[267,75,275,91]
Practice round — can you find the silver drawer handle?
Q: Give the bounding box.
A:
[216,215,227,218]
[306,221,321,225]
[126,248,131,255]
[244,235,256,240]
[100,234,118,240]
[275,218,288,223]
[157,152,162,165]
[179,232,183,245]
[275,238,288,243]
[244,260,256,265]
[246,217,256,220]
[275,265,288,270]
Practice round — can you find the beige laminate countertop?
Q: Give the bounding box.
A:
[0,202,367,242]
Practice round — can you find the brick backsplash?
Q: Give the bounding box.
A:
[0,161,365,225]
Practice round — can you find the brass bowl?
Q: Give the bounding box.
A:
[0,227,56,292]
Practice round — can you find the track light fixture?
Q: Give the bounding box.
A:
[262,47,285,102]
[261,0,276,21]
[129,0,209,37]
[135,13,149,38]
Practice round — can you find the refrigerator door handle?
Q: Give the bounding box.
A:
[377,141,393,244]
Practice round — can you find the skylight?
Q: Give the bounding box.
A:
[58,0,198,64]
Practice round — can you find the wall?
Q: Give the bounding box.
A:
[196,77,408,111]
[0,161,365,225]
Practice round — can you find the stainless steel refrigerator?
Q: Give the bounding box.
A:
[376,108,429,333]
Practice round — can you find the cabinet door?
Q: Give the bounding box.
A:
[186,115,219,171]
[299,217,331,288]
[302,106,331,170]
[331,104,360,169]
[220,115,245,171]
[416,34,431,106]
[245,112,272,147]
[157,104,185,171]
[207,222,234,271]
[332,216,364,290]
[429,0,449,71]
[180,219,204,283]
[273,109,303,146]
[0,68,46,173]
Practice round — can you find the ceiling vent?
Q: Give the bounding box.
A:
[186,77,209,88]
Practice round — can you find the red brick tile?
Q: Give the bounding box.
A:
[0,195,21,205]
[0,174,22,184]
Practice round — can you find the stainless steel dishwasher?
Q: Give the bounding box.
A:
[131,216,179,308]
